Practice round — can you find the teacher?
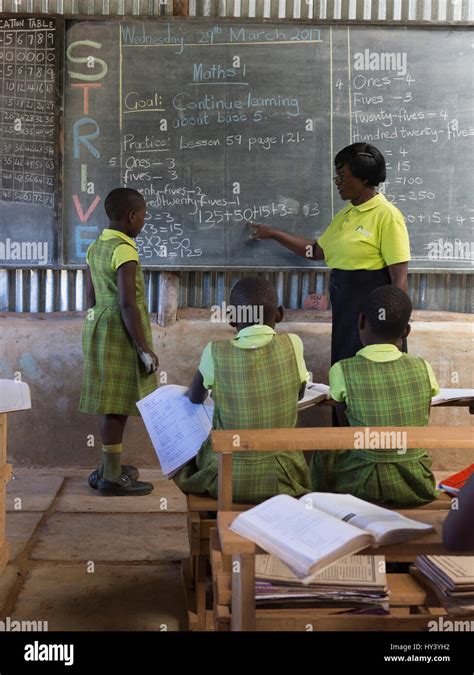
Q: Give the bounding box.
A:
[248,142,410,369]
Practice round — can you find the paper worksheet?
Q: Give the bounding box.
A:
[137,384,214,477]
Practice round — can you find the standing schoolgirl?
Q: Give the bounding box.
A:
[80,188,159,496]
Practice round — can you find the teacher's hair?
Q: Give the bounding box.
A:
[335,143,386,186]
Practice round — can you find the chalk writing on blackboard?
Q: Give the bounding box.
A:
[64,21,473,269]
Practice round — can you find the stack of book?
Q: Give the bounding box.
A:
[255,553,390,613]
[411,555,474,615]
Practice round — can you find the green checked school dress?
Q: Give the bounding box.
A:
[79,231,157,416]
[174,333,311,503]
[310,350,439,507]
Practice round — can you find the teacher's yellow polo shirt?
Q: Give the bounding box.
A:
[86,228,139,271]
[318,193,411,270]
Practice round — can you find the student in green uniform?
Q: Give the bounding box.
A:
[310,285,440,507]
[173,276,311,503]
[80,188,159,496]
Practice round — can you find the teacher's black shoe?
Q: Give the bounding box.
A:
[98,473,154,496]
[88,465,139,490]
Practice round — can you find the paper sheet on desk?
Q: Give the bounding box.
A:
[431,388,474,404]
[137,385,214,477]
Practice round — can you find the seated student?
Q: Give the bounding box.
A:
[310,285,439,507]
[443,474,474,550]
[173,276,311,503]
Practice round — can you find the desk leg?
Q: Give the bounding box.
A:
[231,554,256,631]
[0,413,9,574]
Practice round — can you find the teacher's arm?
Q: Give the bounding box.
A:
[387,261,409,294]
[248,223,324,261]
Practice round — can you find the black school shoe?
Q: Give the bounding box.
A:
[97,473,154,496]
[88,465,139,490]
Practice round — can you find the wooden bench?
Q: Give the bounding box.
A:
[182,494,251,631]
[211,426,474,631]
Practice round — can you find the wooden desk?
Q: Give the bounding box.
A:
[217,510,469,631]
[312,397,474,414]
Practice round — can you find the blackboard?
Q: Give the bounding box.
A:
[0,16,60,267]
[61,20,472,269]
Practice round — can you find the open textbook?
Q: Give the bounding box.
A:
[137,382,330,476]
[297,383,330,410]
[229,493,434,584]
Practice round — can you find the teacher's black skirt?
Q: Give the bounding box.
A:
[330,268,391,364]
[328,268,407,425]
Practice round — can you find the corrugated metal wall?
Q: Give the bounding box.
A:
[0,0,473,20]
[0,267,472,312]
[0,1,472,313]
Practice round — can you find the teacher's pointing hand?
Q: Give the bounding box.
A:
[248,221,322,260]
[247,222,273,240]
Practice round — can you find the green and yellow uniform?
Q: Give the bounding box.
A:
[79,229,157,416]
[174,325,311,503]
[310,344,440,507]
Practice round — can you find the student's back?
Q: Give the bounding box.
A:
[340,350,432,428]
[174,279,311,503]
[311,286,439,507]
[212,333,300,429]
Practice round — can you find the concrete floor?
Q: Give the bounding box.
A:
[1,468,189,631]
[1,467,453,632]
